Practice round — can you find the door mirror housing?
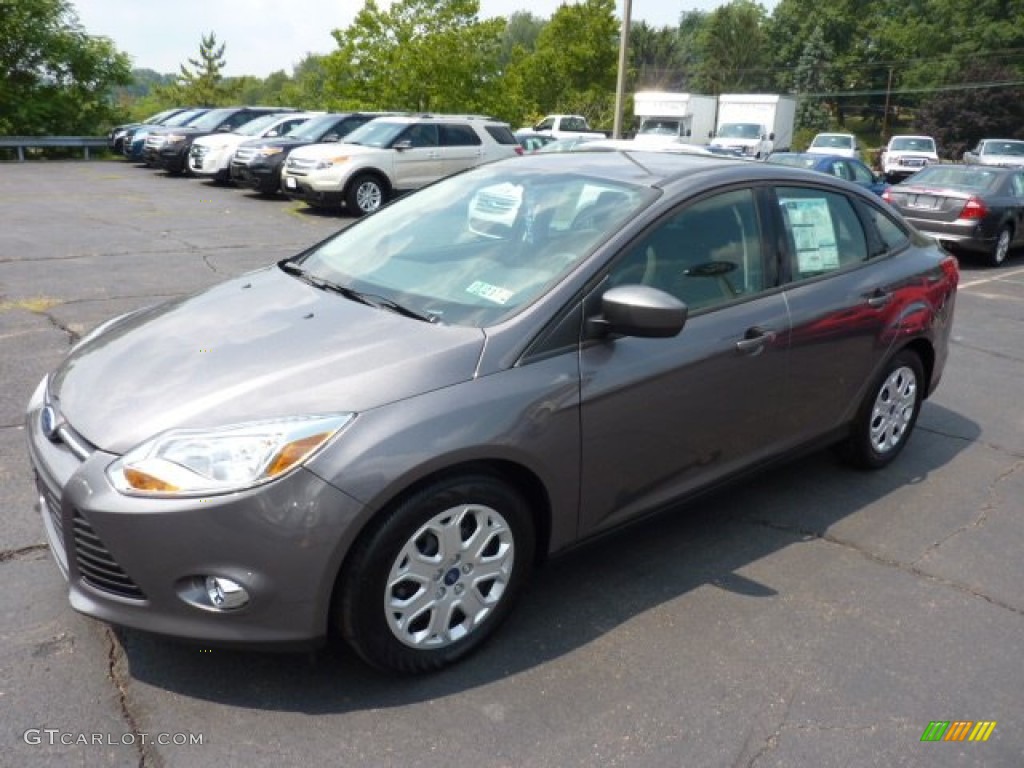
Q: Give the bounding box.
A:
[588,284,687,339]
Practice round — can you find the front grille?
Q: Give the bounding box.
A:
[234,147,256,163]
[72,512,146,600]
[285,156,316,175]
[190,144,207,161]
[145,135,166,150]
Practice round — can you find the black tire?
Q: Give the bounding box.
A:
[346,173,387,217]
[838,349,925,470]
[991,225,1011,267]
[336,473,535,674]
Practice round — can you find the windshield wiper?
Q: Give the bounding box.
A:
[279,260,438,323]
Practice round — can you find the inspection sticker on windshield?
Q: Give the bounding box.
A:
[466,280,514,305]
[780,197,839,272]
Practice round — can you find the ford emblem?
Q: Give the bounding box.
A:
[40,405,60,441]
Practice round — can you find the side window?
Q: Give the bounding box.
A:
[849,162,875,184]
[401,123,439,147]
[777,187,868,279]
[607,189,765,312]
[222,112,251,131]
[827,161,847,180]
[861,203,910,253]
[440,124,482,146]
[535,117,554,131]
[1011,173,1024,197]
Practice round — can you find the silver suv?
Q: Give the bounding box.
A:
[280,114,521,215]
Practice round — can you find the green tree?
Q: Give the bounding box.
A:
[629,22,685,90]
[327,0,512,119]
[500,11,546,68]
[791,26,833,135]
[158,32,239,107]
[693,0,772,94]
[513,0,619,125]
[0,0,132,134]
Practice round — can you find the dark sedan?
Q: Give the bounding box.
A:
[883,164,1024,266]
[767,152,888,196]
[27,152,957,674]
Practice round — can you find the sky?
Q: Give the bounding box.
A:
[69,0,769,79]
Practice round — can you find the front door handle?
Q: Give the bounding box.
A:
[864,289,892,308]
[735,326,777,354]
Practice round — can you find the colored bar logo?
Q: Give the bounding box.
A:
[920,721,996,742]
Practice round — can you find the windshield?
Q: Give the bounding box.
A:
[343,120,407,147]
[234,113,285,136]
[638,119,682,136]
[292,164,656,326]
[717,123,762,139]
[286,114,344,140]
[982,140,1024,156]
[910,166,1000,192]
[164,109,206,127]
[811,134,853,149]
[190,109,236,131]
[890,137,935,152]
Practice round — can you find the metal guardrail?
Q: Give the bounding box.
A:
[0,137,108,161]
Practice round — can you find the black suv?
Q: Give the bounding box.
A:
[147,107,298,174]
[230,112,392,194]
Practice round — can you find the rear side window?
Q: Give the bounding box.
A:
[777,187,868,279]
[441,124,482,146]
[862,203,910,253]
[485,125,518,145]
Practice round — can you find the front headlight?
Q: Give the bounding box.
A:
[258,147,284,156]
[165,133,186,143]
[315,156,350,170]
[107,414,353,497]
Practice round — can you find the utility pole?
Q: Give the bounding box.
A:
[881,66,894,141]
[612,0,632,139]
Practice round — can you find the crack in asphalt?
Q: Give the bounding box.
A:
[912,459,1024,567]
[0,543,48,564]
[105,627,162,768]
[749,519,1024,619]
[42,309,80,346]
[739,688,795,768]
[949,336,1024,365]
[916,424,1024,459]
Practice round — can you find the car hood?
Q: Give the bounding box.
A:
[193,133,250,149]
[241,137,315,151]
[50,266,485,454]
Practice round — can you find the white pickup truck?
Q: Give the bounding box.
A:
[526,115,608,140]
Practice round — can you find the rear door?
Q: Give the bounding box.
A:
[439,123,485,175]
[391,123,443,190]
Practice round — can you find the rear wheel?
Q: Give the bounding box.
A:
[991,225,1012,267]
[838,349,924,469]
[346,174,387,217]
[336,473,535,673]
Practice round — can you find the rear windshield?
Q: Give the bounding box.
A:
[910,166,1000,192]
[485,125,518,145]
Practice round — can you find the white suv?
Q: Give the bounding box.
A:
[880,135,938,181]
[280,114,521,215]
[188,112,318,182]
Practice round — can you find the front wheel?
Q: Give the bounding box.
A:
[991,226,1012,267]
[336,474,535,674]
[346,174,387,217]
[838,350,925,469]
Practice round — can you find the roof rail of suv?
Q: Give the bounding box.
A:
[408,113,502,122]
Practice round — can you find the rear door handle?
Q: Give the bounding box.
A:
[735,326,777,354]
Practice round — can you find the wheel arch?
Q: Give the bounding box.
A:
[899,338,935,398]
[343,168,392,198]
[326,458,553,630]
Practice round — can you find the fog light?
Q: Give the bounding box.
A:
[205,576,249,610]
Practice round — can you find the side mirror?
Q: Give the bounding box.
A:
[392,139,412,151]
[768,132,775,141]
[684,129,692,137]
[266,130,278,138]
[587,284,687,339]
[322,133,339,143]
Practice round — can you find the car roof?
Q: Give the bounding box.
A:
[505,149,874,194]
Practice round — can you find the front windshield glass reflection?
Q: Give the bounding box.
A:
[294,165,655,326]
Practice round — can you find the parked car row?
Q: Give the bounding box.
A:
[113,107,523,216]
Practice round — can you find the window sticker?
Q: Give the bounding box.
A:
[466,280,514,305]
[780,198,839,273]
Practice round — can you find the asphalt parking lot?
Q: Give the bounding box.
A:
[2,160,1023,768]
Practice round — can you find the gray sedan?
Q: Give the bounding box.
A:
[883,164,1024,265]
[26,152,959,673]
[962,138,1024,168]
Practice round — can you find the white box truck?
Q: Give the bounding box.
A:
[710,94,797,159]
[633,92,718,147]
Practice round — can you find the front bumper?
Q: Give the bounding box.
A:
[26,379,367,647]
[281,174,343,206]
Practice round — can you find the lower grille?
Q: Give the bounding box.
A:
[72,512,146,600]
[43,485,65,552]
